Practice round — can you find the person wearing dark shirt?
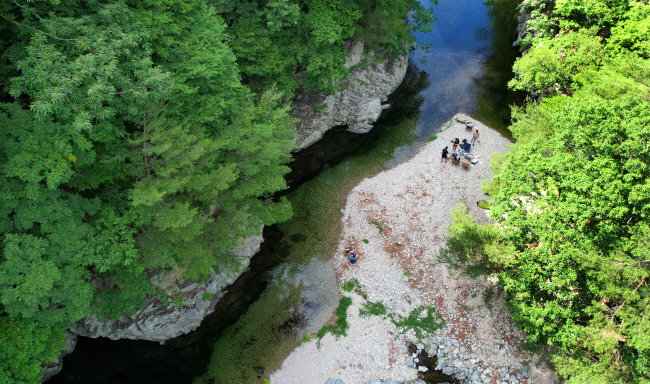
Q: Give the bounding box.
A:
[452,137,459,152]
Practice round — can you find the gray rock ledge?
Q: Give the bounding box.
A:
[292,40,409,149]
[70,234,263,342]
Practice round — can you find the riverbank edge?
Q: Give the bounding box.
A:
[270,114,559,384]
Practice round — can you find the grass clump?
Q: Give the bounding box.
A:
[359,301,387,317]
[391,306,445,339]
[363,239,369,244]
[341,279,361,292]
[369,221,384,233]
[312,102,328,113]
[317,296,353,340]
[301,333,311,343]
[427,134,438,142]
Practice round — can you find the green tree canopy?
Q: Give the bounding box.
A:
[509,28,604,94]
[492,85,650,382]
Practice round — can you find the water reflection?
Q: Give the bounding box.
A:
[410,0,520,142]
[472,0,523,136]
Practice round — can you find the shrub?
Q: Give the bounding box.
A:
[317,296,353,339]
[391,306,445,339]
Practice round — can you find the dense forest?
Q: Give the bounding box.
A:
[0,0,433,382]
[446,0,650,382]
[3,0,648,382]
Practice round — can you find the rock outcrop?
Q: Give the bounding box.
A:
[292,40,409,149]
[41,331,77,382]
[69,234,263,341]
[513,0,555,50]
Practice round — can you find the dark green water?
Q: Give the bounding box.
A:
[49,1,521,383]
[194,69,430,384]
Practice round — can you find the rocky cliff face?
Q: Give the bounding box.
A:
[69,234,263,342]
[292,41,409,149]
[514,1,531,47]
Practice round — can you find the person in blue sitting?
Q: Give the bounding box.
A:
[350,251,358,264]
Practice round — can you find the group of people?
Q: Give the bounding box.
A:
[441,129,479,163]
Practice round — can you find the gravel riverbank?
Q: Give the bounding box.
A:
[270,114,558,384]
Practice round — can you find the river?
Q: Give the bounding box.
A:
[49,1,521,383]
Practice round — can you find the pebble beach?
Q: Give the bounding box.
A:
[270,114,558,384]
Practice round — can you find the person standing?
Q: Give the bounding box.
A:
[452,137,459,152]
[470,130,480,145]
[441,146,449,163]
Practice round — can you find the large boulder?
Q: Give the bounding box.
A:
[292,40,409,149]
[348,98,383,134]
